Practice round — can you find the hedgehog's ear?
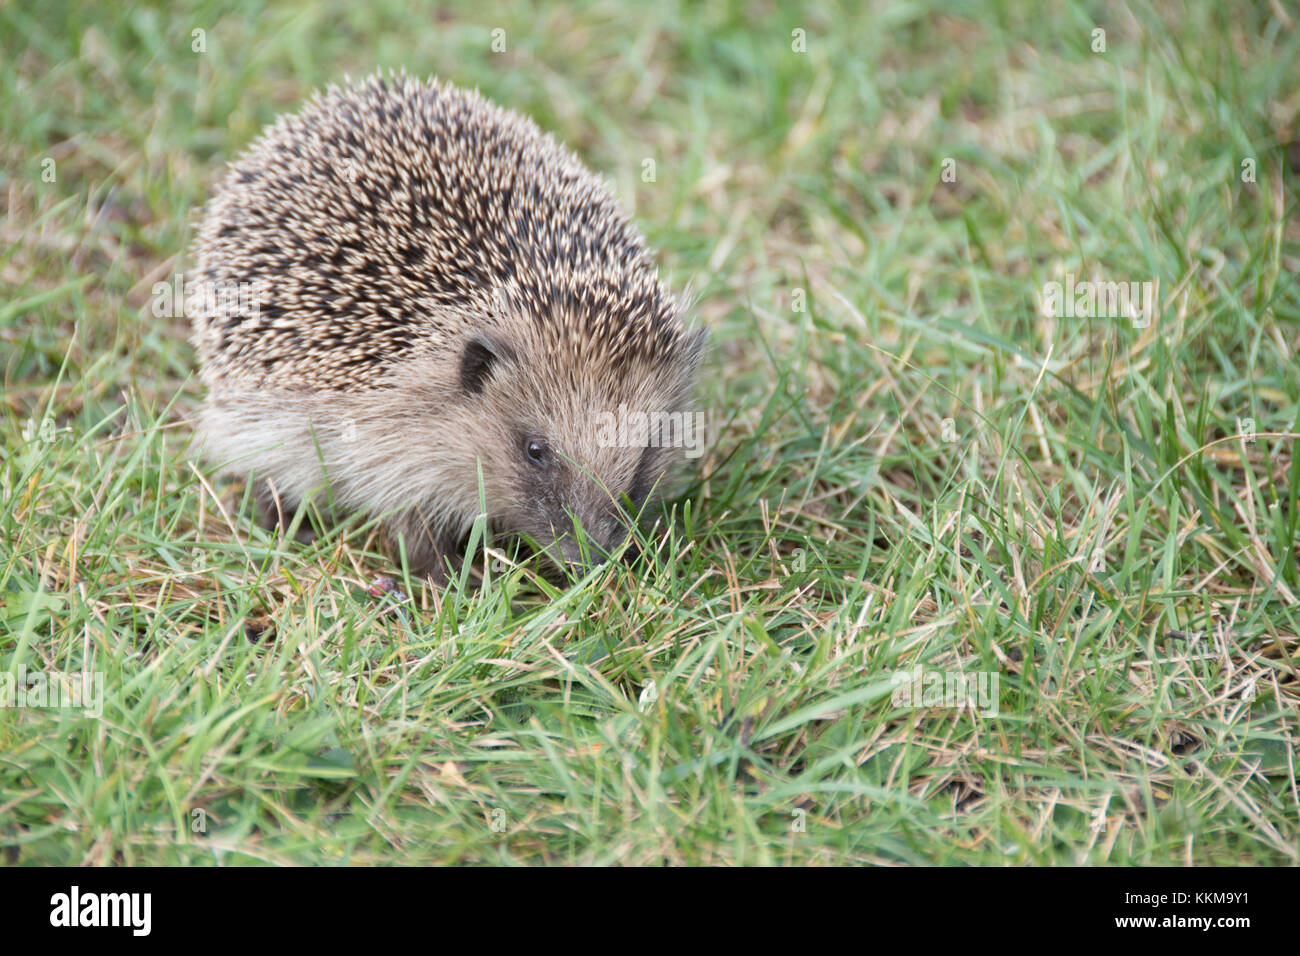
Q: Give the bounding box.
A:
[460,335,515,395]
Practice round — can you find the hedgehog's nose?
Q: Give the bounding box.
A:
[555,536,612,573]
[555,513,629,571]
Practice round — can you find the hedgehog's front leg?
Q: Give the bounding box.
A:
[252,475,322,545]
[390,508,462,584]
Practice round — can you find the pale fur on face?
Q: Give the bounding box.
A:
[196,319,705,573]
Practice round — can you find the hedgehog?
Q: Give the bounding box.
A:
[190,71,706,581]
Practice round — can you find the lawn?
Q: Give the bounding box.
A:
[1,0,1297,865]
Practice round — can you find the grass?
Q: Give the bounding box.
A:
[1,0,1298,865]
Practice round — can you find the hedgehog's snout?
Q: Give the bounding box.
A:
[549,506,633,572]
[555,537,608,571]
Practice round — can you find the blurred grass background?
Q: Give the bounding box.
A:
[1,0,1298,864]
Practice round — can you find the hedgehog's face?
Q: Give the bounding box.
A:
[458,327,707,570]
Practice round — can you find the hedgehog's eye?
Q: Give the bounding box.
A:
[524,438,549,465]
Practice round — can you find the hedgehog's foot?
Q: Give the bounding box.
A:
[252,476,322,545]
[391,511,462,585]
